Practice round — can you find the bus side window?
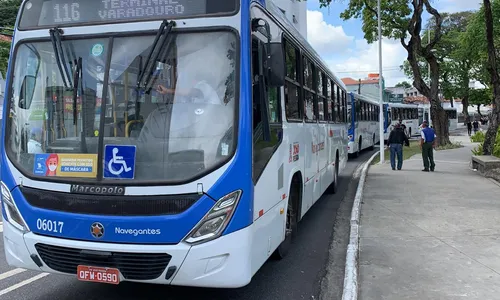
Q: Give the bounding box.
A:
[251,37,283,182]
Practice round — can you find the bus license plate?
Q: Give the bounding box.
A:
[77,265,120,285]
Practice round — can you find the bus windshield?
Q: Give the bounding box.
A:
[6,30,237,183]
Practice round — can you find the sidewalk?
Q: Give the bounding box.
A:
[359,136,500,299]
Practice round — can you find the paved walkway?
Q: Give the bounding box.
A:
[359,135,500,299]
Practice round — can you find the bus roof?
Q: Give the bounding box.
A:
[350,92,381,106]
[386,103,419,108]
[257,0,347,90]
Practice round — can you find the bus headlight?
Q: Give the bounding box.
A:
[1,182,29,233]
[184,190,242,245]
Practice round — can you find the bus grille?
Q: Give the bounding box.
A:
[20,186,200,216]
[34,243,171,280]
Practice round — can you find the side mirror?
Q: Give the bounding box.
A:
[19,75,36,109]
[267,42,285,87]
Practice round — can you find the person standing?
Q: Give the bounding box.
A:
[420,121,436,172]
[473,119,479,134]
[387,123,409,171]
[467,119,472,136]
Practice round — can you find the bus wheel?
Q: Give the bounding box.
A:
[273,182,299,259]
[369,134,375,151]
[326,153,339,194]
[355,138,361,157]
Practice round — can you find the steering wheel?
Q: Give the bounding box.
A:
[186,87,204,103]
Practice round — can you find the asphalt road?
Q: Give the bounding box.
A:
[0,149,376,300]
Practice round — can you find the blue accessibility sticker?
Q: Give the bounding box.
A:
[103,145,136,179]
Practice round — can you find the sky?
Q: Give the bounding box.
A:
[305,0,483,87]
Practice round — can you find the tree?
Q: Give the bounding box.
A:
[0,0,20,77]
[395,81,412,89]
[316,0,450,146]
[481,0,500,155]
[402,12,475,115]
[0,40,10,77]
[469,88,493,116]
[0,0,22,28]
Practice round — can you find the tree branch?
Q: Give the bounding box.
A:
[363,0,378,17]
[400,36,409,50]
[423,0,443,54]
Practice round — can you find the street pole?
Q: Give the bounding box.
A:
[377,0,384,163]
[427,30,432,126]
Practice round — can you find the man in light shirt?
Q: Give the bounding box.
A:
[28,127,43,154]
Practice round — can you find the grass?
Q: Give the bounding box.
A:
[435,141,463,151]
[371,140,422,165]
[470,131,485,143]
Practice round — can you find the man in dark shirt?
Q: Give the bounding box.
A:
[387,123,410,171]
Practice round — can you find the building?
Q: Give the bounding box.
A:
[341,74,392,102]
[271,0,307,38]
[385,87,405,103]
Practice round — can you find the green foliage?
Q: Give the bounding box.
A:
[0,0,18,77]
[336,0,411,43]
[402,12,476,103]
[0,0,21,28]
[464,0,500,88]
[0,41,10,77]
[469,88,493,107]
[395,81,412,89]
[471,130,486,143]
[472,128,500,158]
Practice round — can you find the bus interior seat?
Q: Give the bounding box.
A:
[136,104,205,180]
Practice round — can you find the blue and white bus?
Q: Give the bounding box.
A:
[383,103,420,140]
[1,0,349,288]
[444,107,458,130]
[347,92,380,156]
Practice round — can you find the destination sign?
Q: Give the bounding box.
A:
[19,0,237,28]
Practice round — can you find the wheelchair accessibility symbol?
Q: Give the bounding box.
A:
[104,145,136,179]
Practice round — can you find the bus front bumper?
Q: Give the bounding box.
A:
[347,141,356,154]
[3,220,253,288]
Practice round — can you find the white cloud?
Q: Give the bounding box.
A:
[329,38,409,87]
[305,10,409,87]
[438,0,481,13]
[306,10,354,56]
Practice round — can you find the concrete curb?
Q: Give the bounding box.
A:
[341,151,380,300]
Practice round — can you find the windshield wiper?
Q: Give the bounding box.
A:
[72,57,88,153]
[136,20,175,92]
[49,28,72,89]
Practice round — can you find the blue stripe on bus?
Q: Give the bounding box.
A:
[348,93,355,140]
[0,28,17,222]
[220,0,254,237]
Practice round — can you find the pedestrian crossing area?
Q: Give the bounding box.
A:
[0,221,50,298]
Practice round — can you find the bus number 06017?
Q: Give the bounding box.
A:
[36,219,64,233]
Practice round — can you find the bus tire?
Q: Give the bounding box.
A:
[326,152,339,194]
[369,134,375,151]
[355,138,361,157]
[273,175,300,260]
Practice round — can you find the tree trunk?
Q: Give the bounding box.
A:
[430,99,450,146]
[483,0,500,155]
[462,95,470,123]
[477,104,482,117]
